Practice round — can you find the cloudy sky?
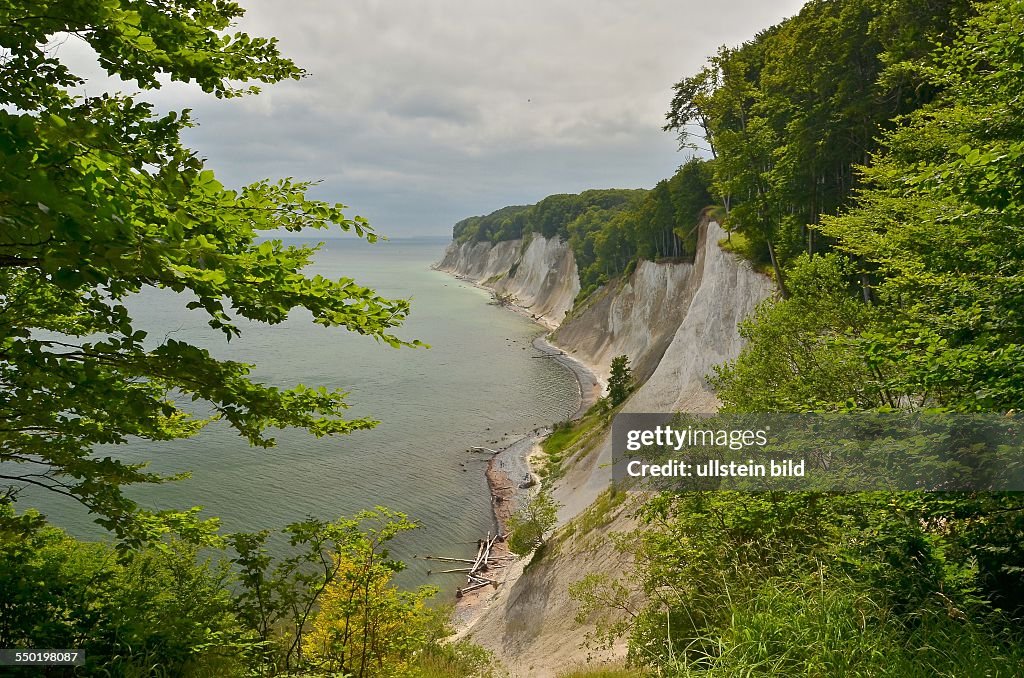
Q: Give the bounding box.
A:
[64,1,807,237]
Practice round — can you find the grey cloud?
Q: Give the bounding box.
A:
[59,0,808,236]
[378,88,482,125]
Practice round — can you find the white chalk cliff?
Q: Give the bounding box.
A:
[438,220,774,676]
[437,235,580,330]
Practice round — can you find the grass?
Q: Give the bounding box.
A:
[570,279,612,317]
[556,669,643,678]
[561,488,630,543]
[541,404,609,480]
[649,575,1024,677]
[717,231,772,276]
[408,638,499,678]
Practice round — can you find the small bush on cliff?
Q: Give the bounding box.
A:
[508,488,562,557]
[607,355,634,407]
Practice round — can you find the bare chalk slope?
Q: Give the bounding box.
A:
[437,236,580,330]
[439,221,773,676]
[556,222,774,524]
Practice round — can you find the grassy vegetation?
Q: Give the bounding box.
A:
[407,638,499,678]
[556,668,643,678]
[571,490,1024,678]
[561,488,630,543]
[523,539,551,571]
[659,578,1024,677]
[716,231,771,276]
[540,404,609,480]
[570,278,612,315]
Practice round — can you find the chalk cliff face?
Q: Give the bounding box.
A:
[437,236,579,330]
[438,222,771,397]
[439,221,774,677]
[627,221,775,413]
[437,239,521,284]
[552,247,701,386]
[558,220,774,519]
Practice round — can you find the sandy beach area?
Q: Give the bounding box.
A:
[448,333,602,629]
[430,266,605,630]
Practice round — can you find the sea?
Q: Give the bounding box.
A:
[22,235,580,588]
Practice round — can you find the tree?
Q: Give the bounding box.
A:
[228,508,432,676]
[507,487,561,556]
[607,355,633,407]
[301,511,436,678]
[0,502,451,676]
[664,65,721,157]
[668,0,975,277]
[711,254,882,412]
[0,504,249,675]
[711,0,1024,619]
[0,1,422,543]
[818,0,1024,412]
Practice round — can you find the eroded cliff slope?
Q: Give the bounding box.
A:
[437,236,580,330]
[439,221,774,676]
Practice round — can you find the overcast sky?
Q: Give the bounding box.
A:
[63,1,806,237]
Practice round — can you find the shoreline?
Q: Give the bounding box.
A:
[532,335,603,420]
[436,267,606,400]
[434,265,603,628]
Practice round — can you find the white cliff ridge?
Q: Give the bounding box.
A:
[437,220,774,677]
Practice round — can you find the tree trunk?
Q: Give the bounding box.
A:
[860,257,872,304]
[767,239,790,299]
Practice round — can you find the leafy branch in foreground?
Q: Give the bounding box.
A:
[229,507,434,676]
[0,0,422,543]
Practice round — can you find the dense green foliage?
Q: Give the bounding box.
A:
[572,0,1024,675]
[0,504,247,676]
[666,0,976,286]
[569,160,713,297]
[0,2,499,676]
[602,492,1024,676]
[452,190,642,244]
[0,503,494,677]
[507,487,562,557]
[711,0,1024,414]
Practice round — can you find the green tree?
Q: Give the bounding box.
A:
[664,65,721,157]
[712,254,883,411]
[0,1,421,543]
[1,502,466,677]
[301,511,436,678]
[607,355,633,407]
[0,504,249,676]
[709,0,1024,623]
[507,487,561,556]
[668,0,974,275]
[229,508,429,676]
[667,157,713,252]
[818,0,1024,411]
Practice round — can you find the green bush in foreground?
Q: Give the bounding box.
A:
[0,505,248,677]
[657,578,1024,677]
[571,491,1024,677]
[0,504,498,677]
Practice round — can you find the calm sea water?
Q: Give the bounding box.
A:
[25,236,579,588]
